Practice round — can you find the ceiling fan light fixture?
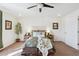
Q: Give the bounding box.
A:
[27,3,54,13]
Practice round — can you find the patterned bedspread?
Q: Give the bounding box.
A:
[24,36,53,56]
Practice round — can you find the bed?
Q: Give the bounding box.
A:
[21,30,56,56]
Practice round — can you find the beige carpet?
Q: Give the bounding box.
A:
[0,41,79,56]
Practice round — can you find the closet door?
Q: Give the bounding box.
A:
[0,10,3,48]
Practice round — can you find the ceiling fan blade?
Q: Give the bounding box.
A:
[27,5,37,9]
[42,3,54,8]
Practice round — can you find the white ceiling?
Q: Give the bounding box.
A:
[0,3,79,19]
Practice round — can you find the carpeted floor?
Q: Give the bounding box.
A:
[0,41,79,56]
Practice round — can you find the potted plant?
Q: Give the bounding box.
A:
[15,22,22,42]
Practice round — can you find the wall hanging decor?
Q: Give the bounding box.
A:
[5,20,12,30]
[53,23,58,29]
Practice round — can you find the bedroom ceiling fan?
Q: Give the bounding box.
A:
[27,3,54,13]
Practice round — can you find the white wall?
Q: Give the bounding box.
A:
[52,17,65,41]
[63,9,79,49]
[19,15,64,41]
[2,11,17,48]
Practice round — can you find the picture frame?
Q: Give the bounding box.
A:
[53,23,58,29]
[5,20,12,30]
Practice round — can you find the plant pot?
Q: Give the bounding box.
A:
[16,38,20,42]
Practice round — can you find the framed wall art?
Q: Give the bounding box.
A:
[53,23,58,29]
[5,20,12,30]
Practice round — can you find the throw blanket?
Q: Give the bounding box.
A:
[37,36,53,56]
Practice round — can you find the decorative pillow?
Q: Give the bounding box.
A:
[25,37,38,47]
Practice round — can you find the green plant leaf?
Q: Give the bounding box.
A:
[15,22,22,36]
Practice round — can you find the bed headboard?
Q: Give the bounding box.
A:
[32,30,46,37]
